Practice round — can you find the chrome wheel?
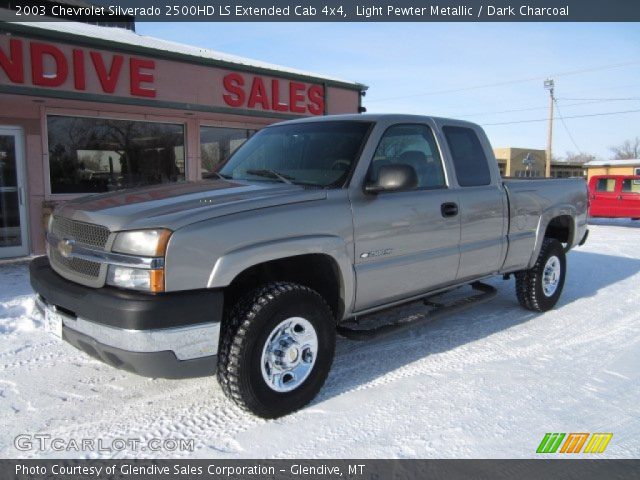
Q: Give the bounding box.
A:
[542,255,561,297]
[260,317,318,393]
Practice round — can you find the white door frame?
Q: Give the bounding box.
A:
[0,126,29,258]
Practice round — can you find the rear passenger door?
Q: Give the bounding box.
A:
[618,178,640,218]
[440,125,507,281]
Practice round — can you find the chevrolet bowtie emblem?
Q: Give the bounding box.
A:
[57,238,75,258]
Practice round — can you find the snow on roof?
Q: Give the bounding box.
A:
[7,19,363,87]
[584,159,640,167]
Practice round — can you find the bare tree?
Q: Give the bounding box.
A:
[562,151,597,164]
[610,137,640,159]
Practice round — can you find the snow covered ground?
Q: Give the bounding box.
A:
[1,221,639,459]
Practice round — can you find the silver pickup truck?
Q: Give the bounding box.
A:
[30,114,588,417]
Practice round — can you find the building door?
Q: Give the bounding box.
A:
[0,127,29,258]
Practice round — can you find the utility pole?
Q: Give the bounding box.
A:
[544,78,555,178]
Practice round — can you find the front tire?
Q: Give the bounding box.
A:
[515,238,566,312]
[216,282,335,418]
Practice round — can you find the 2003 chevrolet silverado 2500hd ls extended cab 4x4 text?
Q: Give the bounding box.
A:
[30,114,589,417]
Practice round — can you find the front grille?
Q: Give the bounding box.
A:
[50,248,101,278]
[49,215,110,285]
[51,216,110,249]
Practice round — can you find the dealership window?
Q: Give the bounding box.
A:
[47,116,185,194]
[200,126,256,178]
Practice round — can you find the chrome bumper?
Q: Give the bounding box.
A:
[35,295,220,361]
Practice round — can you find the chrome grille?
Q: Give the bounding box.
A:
[51,216,110,249]
[50,248,101,278]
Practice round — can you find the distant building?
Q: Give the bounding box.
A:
[550,161,586,179]
[583,159,640,181]
[493,147,585,178]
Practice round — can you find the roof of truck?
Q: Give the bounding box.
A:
[274,113,481,127]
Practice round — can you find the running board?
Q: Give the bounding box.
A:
[337,282,498,341]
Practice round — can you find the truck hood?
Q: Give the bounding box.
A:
[58,180,327,232]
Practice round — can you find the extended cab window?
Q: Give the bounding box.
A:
[369,124,445,189]
[596,178,616,192]
[443,126,491,187]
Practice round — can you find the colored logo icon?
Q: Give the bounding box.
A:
[536,433,613,454]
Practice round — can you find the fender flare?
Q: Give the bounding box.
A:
[527,204,577,268]
[207,235,355,317]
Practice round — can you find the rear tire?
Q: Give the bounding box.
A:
[515,238,566,312]
[216,282,335,418]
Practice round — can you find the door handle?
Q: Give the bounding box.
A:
[441,202,458,218]
[617,195,623,200]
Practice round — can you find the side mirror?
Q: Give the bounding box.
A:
[365,164,418,194]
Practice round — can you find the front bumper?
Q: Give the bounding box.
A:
[30,256,222,378]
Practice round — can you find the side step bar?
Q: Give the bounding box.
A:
[337,281,498,341]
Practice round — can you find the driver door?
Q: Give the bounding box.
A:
[350,123,461,311]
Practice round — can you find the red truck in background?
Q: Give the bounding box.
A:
[588,175,640,219]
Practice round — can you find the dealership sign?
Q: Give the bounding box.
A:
[0,36,326,115]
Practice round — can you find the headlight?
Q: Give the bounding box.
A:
[107,266,165,293]
[112,229,172,256]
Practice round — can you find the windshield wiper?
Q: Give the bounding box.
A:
[245,169,293,184]
[208,172,232,180]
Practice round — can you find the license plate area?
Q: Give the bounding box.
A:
[44,305,64,339]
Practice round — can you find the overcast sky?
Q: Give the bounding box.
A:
[138,22,640,159]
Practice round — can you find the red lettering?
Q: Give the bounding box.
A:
[0,39,24,83]
[130,58,156,97]
[31,42,68,87]
[289,81,306,114]
[271,79,288,112]
[307,85,325,115]
[90,52,123,93]
[248,77,270,110]
[222,73,245,107]
[72,49,85,90]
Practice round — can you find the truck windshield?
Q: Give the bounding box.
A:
[217,121,372,187]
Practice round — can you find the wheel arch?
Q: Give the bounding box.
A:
[527,207,577,268]
[208,236,354,321]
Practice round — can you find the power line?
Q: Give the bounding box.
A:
[367,60,640,103]
[482,108,640,126]
[553,98,582,154]
[457,98,640,118]
[556,97,640,101]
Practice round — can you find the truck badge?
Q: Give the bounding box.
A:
[57,238,75,258]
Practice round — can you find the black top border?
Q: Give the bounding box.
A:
[2,0,640,22]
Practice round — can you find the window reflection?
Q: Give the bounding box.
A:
[48,116,185,194]
[200,126,255,179]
